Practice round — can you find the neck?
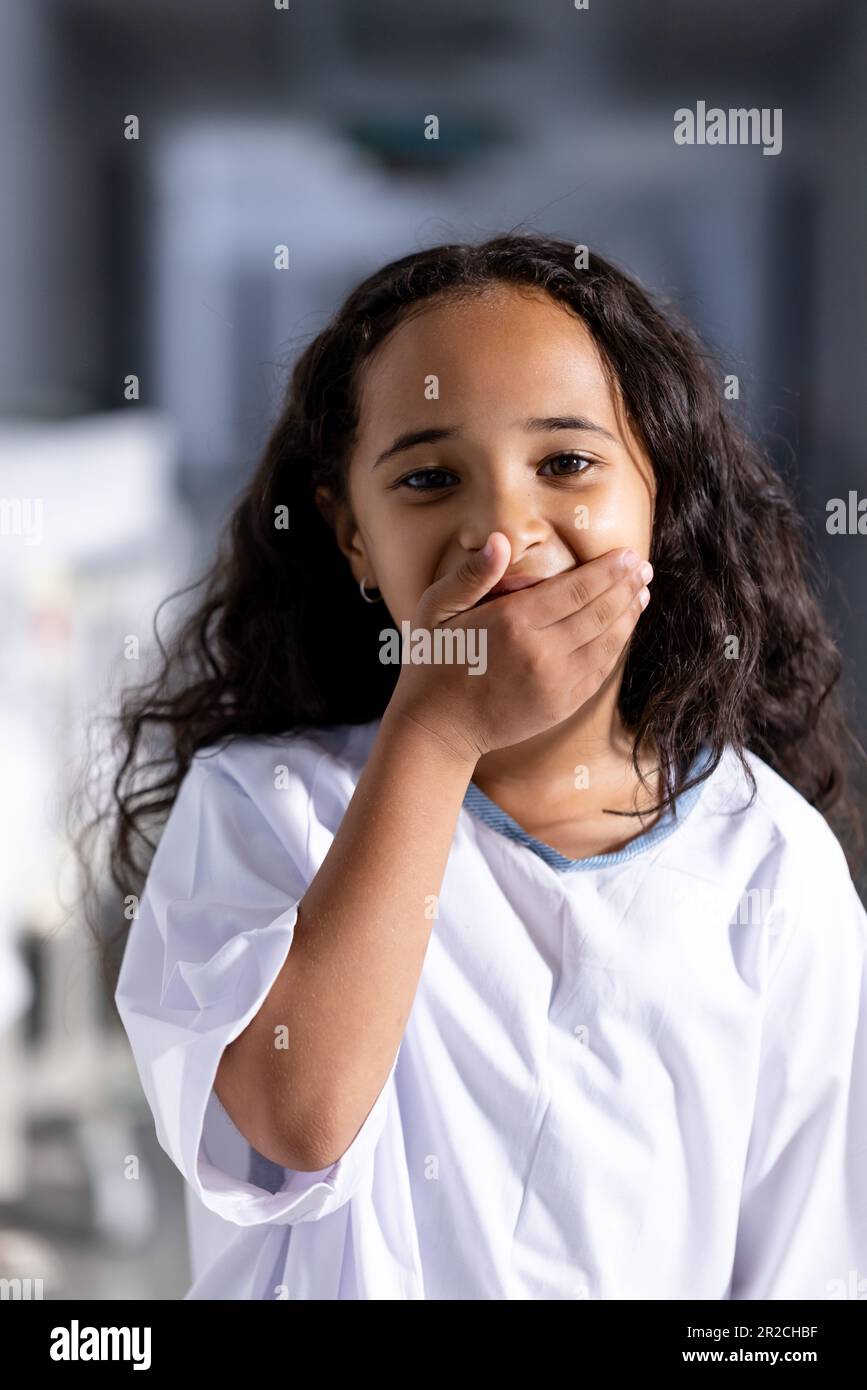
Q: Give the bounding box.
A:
[471,669,660,826]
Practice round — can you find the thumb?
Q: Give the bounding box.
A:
[423,532,512,621]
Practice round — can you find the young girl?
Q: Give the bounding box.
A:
[104,234,867,1300]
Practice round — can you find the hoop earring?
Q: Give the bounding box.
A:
[359,576,383,603]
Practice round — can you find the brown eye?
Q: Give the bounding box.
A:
[395,469,458,491]
[539,452,595,477]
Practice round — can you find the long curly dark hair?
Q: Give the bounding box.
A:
[75,232,866,976]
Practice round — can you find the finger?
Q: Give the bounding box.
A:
[554,560,652,651]
[567,591,648,704]
[423,531,512,621]
[527,548,648,628]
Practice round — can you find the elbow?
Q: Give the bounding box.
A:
[213,1045,315,1172]
[278,1110,349,1172]
[214,1039,354,1173]
[216,1087,334,1173]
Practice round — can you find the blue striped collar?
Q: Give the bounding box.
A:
[462,743,714,872]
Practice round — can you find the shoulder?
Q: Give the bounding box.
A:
[147,719,383,890]
[665,744,864,956]
[704,745,867,959]
[173,719,382,846]
[190,718,382,798]
[698,743,853,878]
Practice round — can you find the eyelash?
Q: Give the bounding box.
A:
[392,453,598,492]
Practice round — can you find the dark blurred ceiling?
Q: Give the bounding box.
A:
[60,0,860,111]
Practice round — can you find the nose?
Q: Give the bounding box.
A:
[457,482,549,561]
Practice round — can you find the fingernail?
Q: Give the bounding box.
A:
[621,548,640,569]
[639,561,654,583]
[639,586,651,608]
[481,537,494,558]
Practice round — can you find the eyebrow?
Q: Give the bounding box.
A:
[372,415,619,468]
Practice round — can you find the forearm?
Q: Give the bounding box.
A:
[216,704,475,1169]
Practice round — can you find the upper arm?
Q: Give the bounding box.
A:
[115,749,393,1226]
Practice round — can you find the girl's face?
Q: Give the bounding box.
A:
[325,285,656,626]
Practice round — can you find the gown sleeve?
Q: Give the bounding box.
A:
[114,740,396,1228]
[730,826,867,1299]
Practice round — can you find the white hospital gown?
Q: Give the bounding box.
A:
[114,719,867,1300]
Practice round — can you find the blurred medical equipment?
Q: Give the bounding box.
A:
[0,411,192,1283]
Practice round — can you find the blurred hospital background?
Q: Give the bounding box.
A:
[1,0,865,1299]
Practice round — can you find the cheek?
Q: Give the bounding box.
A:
[569,480,653,562]
[375,529,440,620]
